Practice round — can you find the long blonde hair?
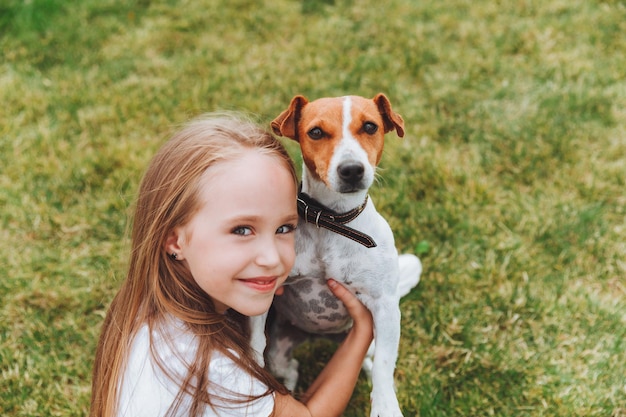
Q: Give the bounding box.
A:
[90,113,295,417]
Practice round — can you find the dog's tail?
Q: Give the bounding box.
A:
[397,253,422,298]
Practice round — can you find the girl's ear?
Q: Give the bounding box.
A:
[165,228,185,260]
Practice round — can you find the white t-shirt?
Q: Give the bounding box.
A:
[116,319,275,417]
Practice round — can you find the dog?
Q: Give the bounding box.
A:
[252,94,422,417]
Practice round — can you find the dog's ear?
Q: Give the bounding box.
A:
[373,93,405,138]
[271,95,309,141]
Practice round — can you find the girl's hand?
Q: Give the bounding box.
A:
[326,279,374,341]
[273,279,375,417]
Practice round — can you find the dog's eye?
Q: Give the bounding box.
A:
[363,122,378,135]
[307,127,324,140]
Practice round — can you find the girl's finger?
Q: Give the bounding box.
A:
[327,279,364,311]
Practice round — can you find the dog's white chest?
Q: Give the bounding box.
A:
[274,208,399,334]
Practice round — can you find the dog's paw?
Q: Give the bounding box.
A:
[370,405,403,417]
[370,392,403,417]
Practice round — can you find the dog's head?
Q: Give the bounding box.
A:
[271,94,404,193]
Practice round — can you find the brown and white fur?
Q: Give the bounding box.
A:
[252,94,421,417]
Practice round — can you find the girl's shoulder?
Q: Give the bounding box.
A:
[118,320,190,416]
[119,318,274,417]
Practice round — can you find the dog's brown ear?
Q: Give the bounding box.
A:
[373,93,405,138]
[271,95,309,141]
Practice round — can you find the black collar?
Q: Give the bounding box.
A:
[296,190,377,248]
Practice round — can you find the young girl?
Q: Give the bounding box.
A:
[90,113,374,417]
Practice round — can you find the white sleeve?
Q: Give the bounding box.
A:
[206,352,275,417]
[117,326,178,417]
[117,323,274,417]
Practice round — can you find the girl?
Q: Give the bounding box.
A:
[90,113,374,417]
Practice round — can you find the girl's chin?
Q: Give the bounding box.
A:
[233,299,274,317]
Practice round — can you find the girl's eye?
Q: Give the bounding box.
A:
[232,226,252,236]
[276,224,297,234]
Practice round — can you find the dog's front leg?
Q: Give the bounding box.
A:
[250,312,268,367]
[368,299,403,417]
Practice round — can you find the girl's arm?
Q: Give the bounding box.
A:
[272,279,374,417]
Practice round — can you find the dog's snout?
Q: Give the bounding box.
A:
[337,162,365,184]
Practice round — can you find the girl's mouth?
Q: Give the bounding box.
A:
[239,277,278,292]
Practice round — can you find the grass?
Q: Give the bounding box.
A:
[1,0,625,415]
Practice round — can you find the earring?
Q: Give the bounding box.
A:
[169,252,178,260]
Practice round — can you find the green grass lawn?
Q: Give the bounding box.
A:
[1,0,625,415]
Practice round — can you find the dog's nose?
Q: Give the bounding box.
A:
[337,162,364,184]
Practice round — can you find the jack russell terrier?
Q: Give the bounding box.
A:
[252,94,422,417]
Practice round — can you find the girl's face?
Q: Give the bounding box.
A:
[168,150,298,316]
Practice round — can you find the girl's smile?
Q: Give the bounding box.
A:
[238,276,280,292]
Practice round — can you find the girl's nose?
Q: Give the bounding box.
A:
[255,237,281,267]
